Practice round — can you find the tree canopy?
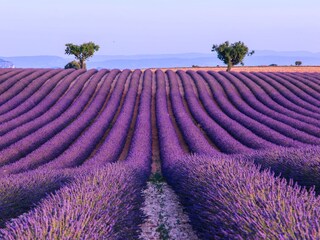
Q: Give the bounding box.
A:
[65,42,100,69]
[212,41,254,71]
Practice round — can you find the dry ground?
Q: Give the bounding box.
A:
[146,66,320,72]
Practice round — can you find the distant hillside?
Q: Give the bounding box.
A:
[0,58,14,68]
[0,56,68,68]
[2,51,320,69]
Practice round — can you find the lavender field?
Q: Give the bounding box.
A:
[0,68,320,239]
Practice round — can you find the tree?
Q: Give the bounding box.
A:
[64,60,81,70]
[295,61,302,66]
[212,41,254,71]
[65,42,100,69]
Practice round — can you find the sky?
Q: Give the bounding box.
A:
[0,0,320,56]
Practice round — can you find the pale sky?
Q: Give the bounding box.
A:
[0,0,319,56]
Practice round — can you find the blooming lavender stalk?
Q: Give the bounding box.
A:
[180,70,275,150]
[211,72,319,145]
[263,72,320,109]
[243,145,320,193]
[0,164,146,239]
[0,70,111,175]
[166,70,218,155]
[0,70,97,166]
[0,69,85,135]
[164,154,320,239]
[0,168,75,228]
[0,69,72,121]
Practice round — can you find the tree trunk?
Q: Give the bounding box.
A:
[226,63,232,72]
[80,59,86,70]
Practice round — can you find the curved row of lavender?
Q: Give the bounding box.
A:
[0,70,152,239]
[152,70,320,238]
[0,69,320,239]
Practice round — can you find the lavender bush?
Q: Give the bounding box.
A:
[164,154,320,239]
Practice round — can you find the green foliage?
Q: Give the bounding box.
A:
[149,171,165,184]
[64,60,81,70]
[295,61,302,66]
[65,42,100,69]
[212,41,254,71]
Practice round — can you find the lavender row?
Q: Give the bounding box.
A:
[0,69,85,135]
[0,69,71,121]
[0,70,152,233]
[189,71,298,147]
[0,70,25,85]
[82,70,141,167]
[163,154,320,239]
[232,72,320,134]
[0,69,60,115]
[155,70,185,163]
[274,72,320,101]
[245,72,320,119]
[262,72,320,109]
[233,73,320,128]
[0,164,146,239]
[0,168,75,228]
[243,146,320,193]
[0,69,17,79]
[0,70,111,175]
[209,72,319,145]
[0,69,50,107]
[293,72,320,85]
[0,70,98,166]
[124,69,153,174]
[233,72,320,127]
[198,71,303,147]
[166,70,218,155]
[0,69,37,96]
[40,69,129,170]
[180,70,276,150]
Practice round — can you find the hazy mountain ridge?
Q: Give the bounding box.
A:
[0,58,15,68]
[1,51,320,69]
